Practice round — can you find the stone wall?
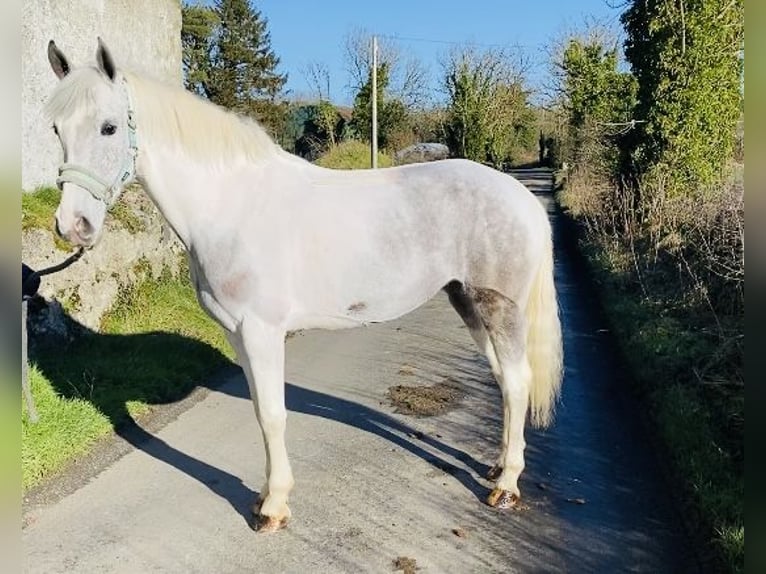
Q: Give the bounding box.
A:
[22,0,182,190]
[23,187,185,333]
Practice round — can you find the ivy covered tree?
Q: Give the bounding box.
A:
[622,0,744,191]
[443,47,534,167]
[556,37,636,175]
[181,0,288,136]
[349,63,409,150]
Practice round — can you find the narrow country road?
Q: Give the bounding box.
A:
[22,169,697,573]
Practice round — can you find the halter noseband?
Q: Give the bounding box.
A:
[56,76,138,208]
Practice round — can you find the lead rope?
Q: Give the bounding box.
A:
[22,247,86,423]
[23,247,85,292]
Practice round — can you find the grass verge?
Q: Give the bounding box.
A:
[315,140,393,169]
[560,208,744,573]
[22,264,234,491]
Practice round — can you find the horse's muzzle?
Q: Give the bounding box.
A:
[56,214,96,247]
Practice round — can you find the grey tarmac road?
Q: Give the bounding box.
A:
[22,169,698,573]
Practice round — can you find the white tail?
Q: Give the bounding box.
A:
[525,228,563,428]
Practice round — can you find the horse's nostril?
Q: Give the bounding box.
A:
[55,218,64,238]
[75,216,93,239]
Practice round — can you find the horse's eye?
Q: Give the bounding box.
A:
[52,124,58,136]
[101,122,117,136]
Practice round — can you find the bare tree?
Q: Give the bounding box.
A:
[397,53,431,108]
[301,61,332,102]
[344,28,399,93]
[299,61,341,151]
[344,28,430,108]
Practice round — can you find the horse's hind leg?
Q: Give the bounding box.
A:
[445,282,510,475]
[445,282,511,481]
[471,287,531,509]
[445,281,502,377]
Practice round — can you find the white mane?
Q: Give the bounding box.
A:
[46,66,279,164]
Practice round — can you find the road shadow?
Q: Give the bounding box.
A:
[27,307,257,526]
[27,303,490,525]
[283,380,490,500]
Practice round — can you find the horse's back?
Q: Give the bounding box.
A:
[393,158,544,218]
[376,159,547,296]
[393,158,548,240]
[303,156,548,267]
[397,159,550,295]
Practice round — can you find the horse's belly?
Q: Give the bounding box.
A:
[287,266,454,331]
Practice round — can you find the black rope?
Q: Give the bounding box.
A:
[23,248,85,299]
[22,249,84,423]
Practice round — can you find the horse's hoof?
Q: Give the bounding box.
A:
[486,464,503,481]
[487,488,519,510]
[253,514,288,533]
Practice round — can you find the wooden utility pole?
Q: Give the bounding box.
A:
[371,35,378,169]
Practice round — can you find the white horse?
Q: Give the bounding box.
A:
[45,39,563,532]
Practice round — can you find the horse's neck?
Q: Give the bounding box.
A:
[135,142,211,251]
[135,138,296,252]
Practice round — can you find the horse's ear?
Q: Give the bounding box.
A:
[47,40,70,80]
[95,37,116,82]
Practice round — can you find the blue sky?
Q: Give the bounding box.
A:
[219,1,626,105]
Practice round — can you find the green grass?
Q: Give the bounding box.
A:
[571,232,744,573]
[653,384,743,568]
[22,264,234,491]
[22,187,71,251]
[23,367,113,490]
[110,198,146,234]
[22,187,61,232]
[21,186,146,237]
[0,383,20,505]
[315,140,393,169]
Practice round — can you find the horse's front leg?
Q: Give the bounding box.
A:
[239,316,293,533]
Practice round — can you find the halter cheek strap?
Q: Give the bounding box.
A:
[56,76,138,208]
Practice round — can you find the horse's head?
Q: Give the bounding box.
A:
[46,39,137,247]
